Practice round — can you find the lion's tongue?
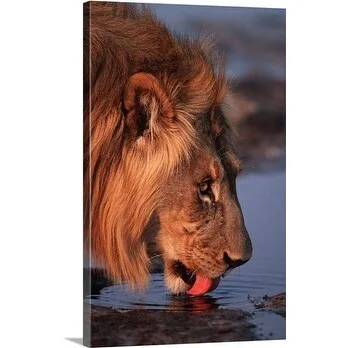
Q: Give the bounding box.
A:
[186,275,220,296]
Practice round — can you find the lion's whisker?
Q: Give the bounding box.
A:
[149,254,164,260]
[189,268,199,282]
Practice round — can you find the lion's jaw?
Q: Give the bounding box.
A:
[157,214,252,296]
[155,148,253,296]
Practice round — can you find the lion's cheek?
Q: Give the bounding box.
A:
[157,214,189,257]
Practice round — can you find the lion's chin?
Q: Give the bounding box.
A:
[164,271,191,295]
[164,260,221,296]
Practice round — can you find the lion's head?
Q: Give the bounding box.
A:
[84,2,252,296]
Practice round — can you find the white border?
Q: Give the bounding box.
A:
[1,0,347,347]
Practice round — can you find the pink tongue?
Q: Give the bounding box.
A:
[186,275,220,296]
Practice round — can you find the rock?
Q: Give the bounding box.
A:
[249,292,286,318]
[84,304,256,346]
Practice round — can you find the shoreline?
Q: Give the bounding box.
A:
[84,293,285,346]
[85,304,256,347]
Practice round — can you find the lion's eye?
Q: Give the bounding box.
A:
[197,179,215,208]
[198,181,210,194]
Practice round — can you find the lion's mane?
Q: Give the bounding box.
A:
[83,2,226,288]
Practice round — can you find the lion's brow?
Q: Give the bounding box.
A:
[224,152,242,174]
[211,160,223,180]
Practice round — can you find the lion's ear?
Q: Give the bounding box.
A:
[123,72,174,138]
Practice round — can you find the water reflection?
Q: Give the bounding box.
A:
[166,295,220,312]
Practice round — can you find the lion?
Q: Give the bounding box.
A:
[83,2,252,296]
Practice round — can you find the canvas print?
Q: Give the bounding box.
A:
[83,1,285,346]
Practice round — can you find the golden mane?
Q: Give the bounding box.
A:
[83,2,226,288]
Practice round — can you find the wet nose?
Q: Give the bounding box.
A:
[223,252,250,270]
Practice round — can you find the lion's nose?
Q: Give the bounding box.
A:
[223,252,249,270]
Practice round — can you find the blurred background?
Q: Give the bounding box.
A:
[149,3,286,169]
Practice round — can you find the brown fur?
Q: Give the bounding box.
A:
[84,2,252,293]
